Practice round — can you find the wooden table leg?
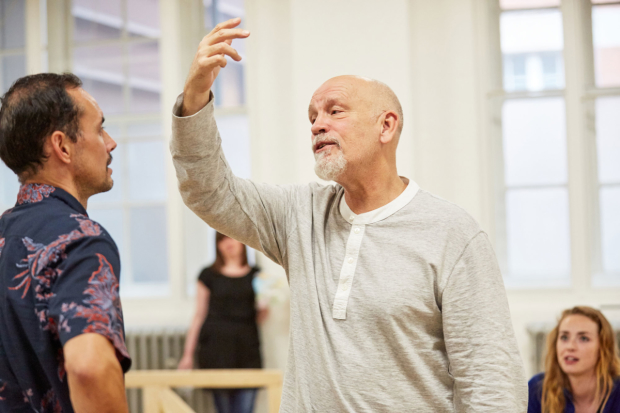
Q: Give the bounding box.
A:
[267,383,282,413]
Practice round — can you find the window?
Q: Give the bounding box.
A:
[0,0,27,213]
[495,0,620,288]
[71,0,170,297]
[185,0,252,294]
[497,0,571,287]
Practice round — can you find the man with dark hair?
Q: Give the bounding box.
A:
[0,73,130,412]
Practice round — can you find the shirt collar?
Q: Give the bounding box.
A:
[338,177,420,225]
[16,183,88,216]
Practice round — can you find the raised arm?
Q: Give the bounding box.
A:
[181,18,248,117]
[171,18,301,265]
[441,232,527,412]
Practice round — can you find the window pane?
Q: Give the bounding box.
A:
[501,9,564,91]
[87,207,125,263]
[0,162,19,209]
[126,121,162,138]
[90,142,125,204]
[130,206,168,282]
[73,45,124,114]
[506,188,571,278]
[127,0,161,38]
[128,41,161,113]
[600,186,620,273]
[500,0,560,10]
[216,115,251,178]
[214,60,245,107]
[0,0,26,49]
[72,0,122,43]
[127,141,166,201]
[1,54,26,94]
[502,98,567,186]
[592,5,620,88]
[596,97,620,184]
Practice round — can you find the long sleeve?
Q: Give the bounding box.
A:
[170,93,300,266]
[441,232,527,412]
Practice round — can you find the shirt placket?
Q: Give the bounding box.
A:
[332,215,365,320]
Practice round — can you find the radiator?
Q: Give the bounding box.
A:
[124,328,215,413]
[528,323,620,375]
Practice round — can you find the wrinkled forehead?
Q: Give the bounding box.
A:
[309,80,361,112]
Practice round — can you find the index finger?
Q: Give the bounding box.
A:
[209,17,242,35]
[203,28,250,46]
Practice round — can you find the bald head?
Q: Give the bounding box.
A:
[319,75,404,137]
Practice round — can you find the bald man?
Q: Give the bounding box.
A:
[171,18,527,412]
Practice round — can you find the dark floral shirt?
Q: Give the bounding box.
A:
[0,184,131,413]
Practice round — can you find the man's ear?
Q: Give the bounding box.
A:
[379,111,399,144]
[47,131,74,165]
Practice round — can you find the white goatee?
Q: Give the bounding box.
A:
[312,134,347,181]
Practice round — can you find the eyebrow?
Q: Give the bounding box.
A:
[308,98,346,115]
[559,331,593,335]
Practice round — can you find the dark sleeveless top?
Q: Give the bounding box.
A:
[195,267,262,369]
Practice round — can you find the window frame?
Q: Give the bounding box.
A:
[489,0,620,290]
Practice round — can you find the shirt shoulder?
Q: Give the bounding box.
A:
[409,189,482,240]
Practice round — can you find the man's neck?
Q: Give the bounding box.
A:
[339,167,407,215]
[569,372,598,406]
[23,175,88,209]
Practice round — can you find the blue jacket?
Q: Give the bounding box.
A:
[528,373,620,413]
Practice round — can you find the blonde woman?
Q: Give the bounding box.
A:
[528,306,620,413]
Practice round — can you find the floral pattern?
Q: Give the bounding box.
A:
[1,185,129,411]
[61,254,129,359]
[17,184,55,205]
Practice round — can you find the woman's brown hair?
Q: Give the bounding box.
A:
[209,232,248,273]
[542,306,620,413]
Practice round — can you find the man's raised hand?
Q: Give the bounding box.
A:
[182,17,249,117]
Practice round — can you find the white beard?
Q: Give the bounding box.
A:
[313,134,347,181]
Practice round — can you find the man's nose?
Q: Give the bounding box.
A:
[105,131,118,152]
[311,113,328,136]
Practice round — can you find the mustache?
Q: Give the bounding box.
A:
[312,134,341,152]
[107,154,113,167]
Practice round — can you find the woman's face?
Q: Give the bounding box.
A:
[556,314,600,377]
[217,236,245,261]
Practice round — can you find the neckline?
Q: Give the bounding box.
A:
[338,177,420,225]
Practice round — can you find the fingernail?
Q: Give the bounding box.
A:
[242,30,250,35]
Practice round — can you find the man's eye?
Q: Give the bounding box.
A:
[331,110,340,115]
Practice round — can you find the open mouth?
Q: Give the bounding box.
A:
[564,356,579,364]
[314,141,337,153]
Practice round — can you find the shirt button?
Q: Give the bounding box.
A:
[349,216,354,222]
[347,257,354,264]
[341,283,349,291]
[353,228,360,234]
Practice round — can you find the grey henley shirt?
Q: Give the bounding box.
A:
[170,94,528,412]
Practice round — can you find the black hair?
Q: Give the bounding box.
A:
[0,73,83,180]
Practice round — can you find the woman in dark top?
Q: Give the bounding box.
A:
[179,232,266,413]
[528,306,620,413]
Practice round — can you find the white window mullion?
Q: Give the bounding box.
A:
[561,0,596,291]
[25,0,43,74]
